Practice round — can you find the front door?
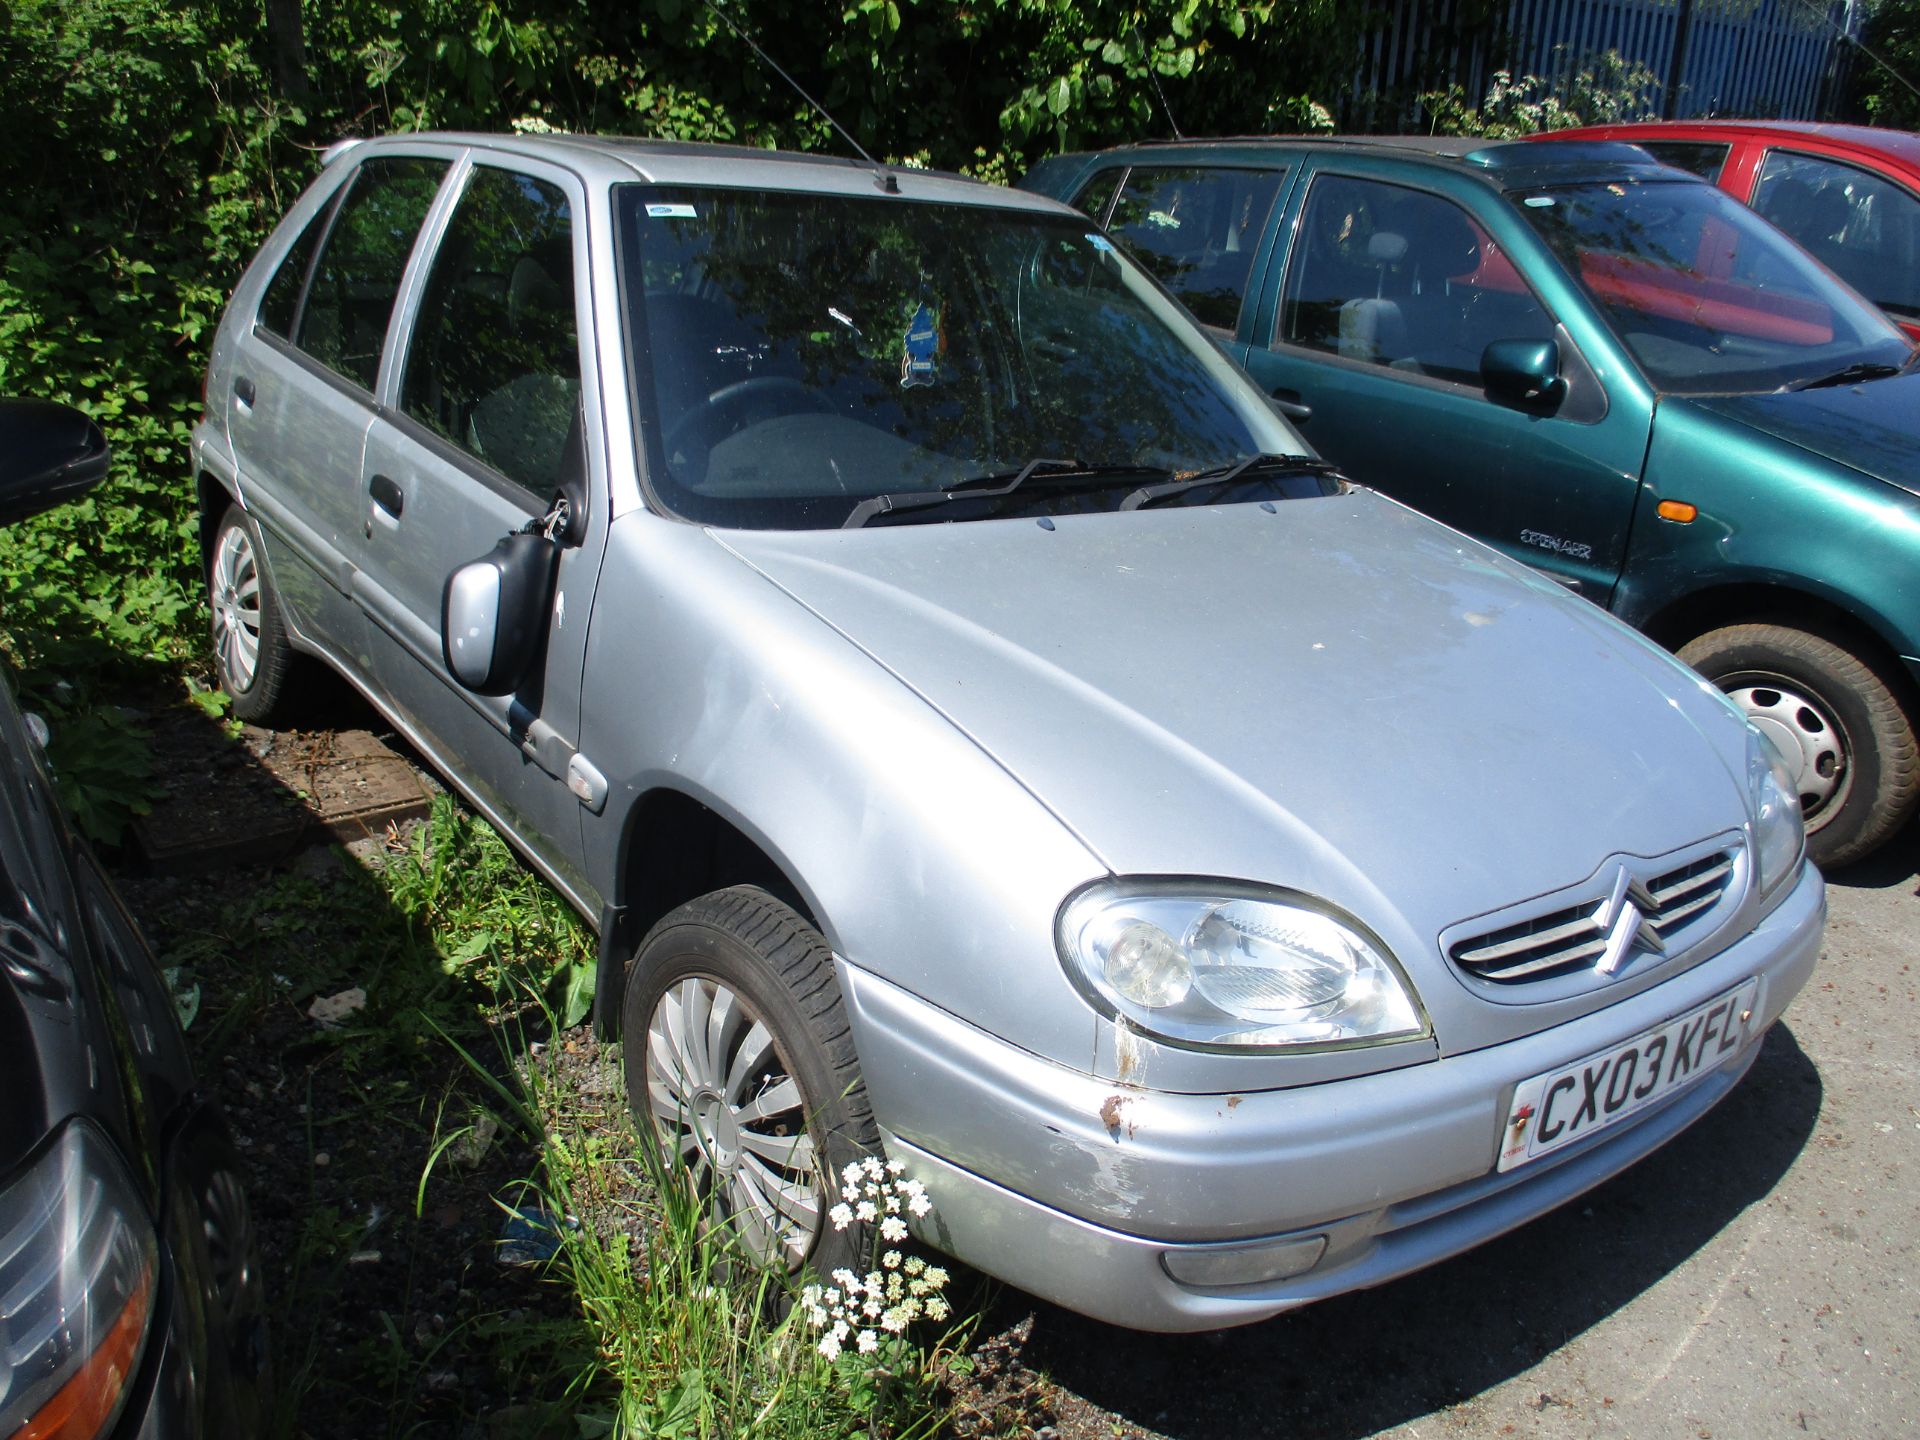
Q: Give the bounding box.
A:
[355,157,607,909]
[1244,168,1651,601]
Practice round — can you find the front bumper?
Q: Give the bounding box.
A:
[841,861,1824,1331]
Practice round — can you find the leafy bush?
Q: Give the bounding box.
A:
[1420,48,1664,137]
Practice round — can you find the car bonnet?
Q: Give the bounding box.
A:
[1678,372,1920,501]
[712,490,1755,960]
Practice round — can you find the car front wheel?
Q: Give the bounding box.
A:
[1679,622,1919,868]
[622,886,877,1277]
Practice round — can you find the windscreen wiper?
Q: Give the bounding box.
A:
[841,457,1169,529]
[1781,361,1904,392]
[1117,454,1346,511]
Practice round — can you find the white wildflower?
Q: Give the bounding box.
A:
[819,1332,842,1361]
[925,1295,950,1321]
[855,1200,878,1223]
[887,1158,906,1174]
[862,1156,885,1180]
[880,1215,908,1242]
[828,1202,854,1229]
[856,1329,880,1354]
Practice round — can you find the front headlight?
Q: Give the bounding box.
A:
[1057,880,1427,1051]
[0,1121,159,1440]
[1747,724,1805,896]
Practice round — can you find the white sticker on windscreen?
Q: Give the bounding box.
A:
[647,203,698,219]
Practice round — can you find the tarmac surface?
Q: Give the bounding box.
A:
[1009,829,1919,1440]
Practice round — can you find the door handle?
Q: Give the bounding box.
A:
[368,473,405,518]
[233,376,256,408]
[1269,387,1312,423]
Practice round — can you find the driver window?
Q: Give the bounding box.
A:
[400,166,580,496]
[1278,175,1553,387]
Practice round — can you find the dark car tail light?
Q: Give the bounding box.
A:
[0,1121,158,1440]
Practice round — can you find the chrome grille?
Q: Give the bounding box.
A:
[1450,851,1736,984]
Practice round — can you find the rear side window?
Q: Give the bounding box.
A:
[1753,149,1920,322]
[1070,168,1122,226]
[295,157,449,391]
[1640,141,1732,184]
[1278,174,1552,387]
[400,166,579,495]
[257,199,334,338]
[1103,165,1284,330]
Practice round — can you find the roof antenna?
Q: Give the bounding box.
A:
[702,0,899,193]
[1133,24,1185,141]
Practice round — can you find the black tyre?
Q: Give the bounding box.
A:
[208,506,302,724]
[622,885,877,1276]
[1679,622,1920,868]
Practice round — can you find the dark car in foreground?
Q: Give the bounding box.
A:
[0,400,267,1437]
[1540,120,1920,340]
[1022,136,1920,867]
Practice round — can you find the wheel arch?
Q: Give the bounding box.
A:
[1638,580,1917,705]
[594,785,825,1040]
[196,469,241,583]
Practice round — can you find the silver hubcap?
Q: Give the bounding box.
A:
[1726,680,1848,828]
[645,977,820,1268]
[211,525,262,692]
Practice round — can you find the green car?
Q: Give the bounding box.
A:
[1021,137,1920,867]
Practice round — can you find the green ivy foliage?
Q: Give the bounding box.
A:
[1853,0,1920,129]
[0,0,1352,838]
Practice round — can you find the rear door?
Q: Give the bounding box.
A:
[354,153,606,907]
[1242,162,1651,600]
[225,154,453,670]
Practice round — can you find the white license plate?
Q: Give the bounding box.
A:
[1497,978,1762,1173]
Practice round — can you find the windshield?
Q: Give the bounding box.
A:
[615,186,1302,528]
[1512,177,1913,395]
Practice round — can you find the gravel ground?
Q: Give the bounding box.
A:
[110,694,1918,1438]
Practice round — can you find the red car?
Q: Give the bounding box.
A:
[1543,121,1920,339]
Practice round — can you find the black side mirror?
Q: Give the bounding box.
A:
[440,529,560,695]
[1480,338,1567,407]
[0,398,110,525]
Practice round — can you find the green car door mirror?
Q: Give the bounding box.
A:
[1481,338,1567,407]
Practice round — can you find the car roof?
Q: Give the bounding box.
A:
[330,131,1070,213]
[1547,119,1920,168]
[1064,133,1686,188]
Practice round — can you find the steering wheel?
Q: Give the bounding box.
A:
[661,376,828,476]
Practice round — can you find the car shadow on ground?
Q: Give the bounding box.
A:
[1823,823,1920,893]
[1006,1021,1823,1439]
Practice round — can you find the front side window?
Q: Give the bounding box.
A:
[1515,176,1912,394]
[1752,149,1920,323]
[1279,175,1553,387]
[296,157,449,391]
[1104,166,1285,329]
[400,166,579,495]
[616,187,1301,530]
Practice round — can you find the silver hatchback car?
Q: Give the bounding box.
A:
[192,133,1824,1332]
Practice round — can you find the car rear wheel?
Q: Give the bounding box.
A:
[209,506,301,723]
[1679,623,1919,869]
[622,886,877,1277]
